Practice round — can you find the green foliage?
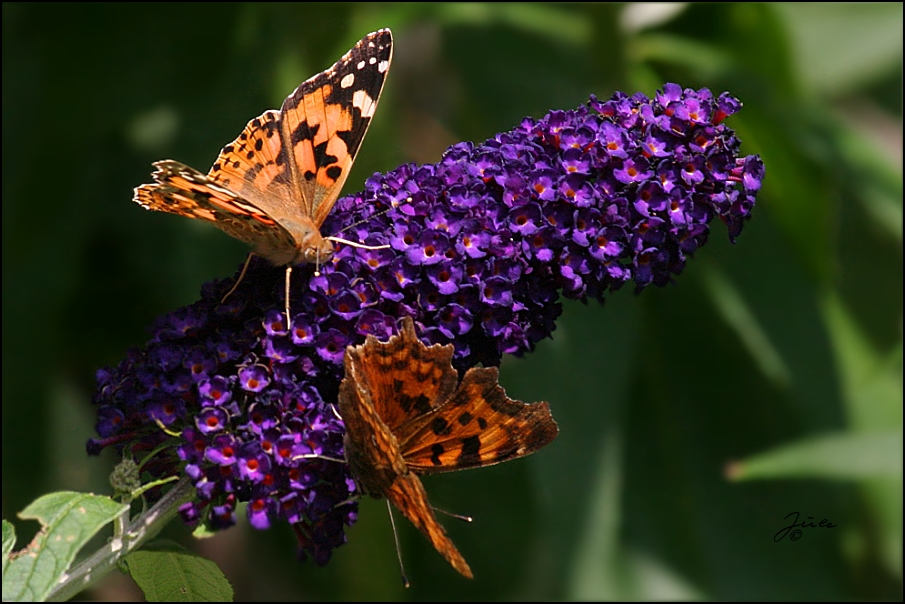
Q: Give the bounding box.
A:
[2,2,901,601]
[2,493,128,602]
[125,541,233,602]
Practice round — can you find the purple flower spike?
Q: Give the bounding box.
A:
[89,84,762,567]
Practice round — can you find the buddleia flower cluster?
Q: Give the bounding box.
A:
[89,84,764,564]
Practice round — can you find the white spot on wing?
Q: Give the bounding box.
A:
[341,73,355,88]
[378,60,389,73]
[357,60,366,70]
[353,90,375,115]
[369,57,376,65]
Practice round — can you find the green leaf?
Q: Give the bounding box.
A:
[2,492,128,602]
[2,520,15,576]
[124,540,233,602]
[728,430,903,481]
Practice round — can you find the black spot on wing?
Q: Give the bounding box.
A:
[431,417,450,436]
[430,443,444,466]
[398,392,434,416]
[458,435,481,466]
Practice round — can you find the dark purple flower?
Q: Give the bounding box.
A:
[89,84,763,567]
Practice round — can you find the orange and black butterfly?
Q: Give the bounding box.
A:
[134,29,392,284]
[338,317,559,579]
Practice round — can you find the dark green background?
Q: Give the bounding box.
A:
[3,3,901,600]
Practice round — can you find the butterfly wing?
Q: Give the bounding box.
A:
[205,108,299,215]
[278,29,392,227]
[385,473,474,579]
[342,318,459,433]
[396,365,559,475]
[134,160,297,252]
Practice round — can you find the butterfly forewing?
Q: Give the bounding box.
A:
[279,29,393,226]
[398,367,558,474]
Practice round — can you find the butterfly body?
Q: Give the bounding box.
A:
[134,29,393,268]
[338,317,559,579]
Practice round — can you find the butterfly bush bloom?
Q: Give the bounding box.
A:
[89,84,763,564]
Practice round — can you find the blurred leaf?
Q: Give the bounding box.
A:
[433,3,592,45]
[830,114,903,242]
[773,3,904,95]
[699,261,791,389]
[728,430,902,481]
[822,292,903,431]
[630,33,734,80]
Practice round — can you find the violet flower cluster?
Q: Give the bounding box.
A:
[89,84,763,564]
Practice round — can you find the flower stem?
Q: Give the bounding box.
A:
[47,478,196,602]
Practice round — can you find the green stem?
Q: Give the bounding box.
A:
[47,478,196,602]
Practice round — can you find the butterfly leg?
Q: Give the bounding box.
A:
[284,265,293,327]
[220,252,256,304]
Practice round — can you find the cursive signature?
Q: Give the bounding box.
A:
[774,511,837,542]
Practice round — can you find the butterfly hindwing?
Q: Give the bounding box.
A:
[385,473,473,579]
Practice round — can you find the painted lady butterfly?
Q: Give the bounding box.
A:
[134,30,393,314]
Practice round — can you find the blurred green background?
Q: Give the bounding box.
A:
[2,3,901,601]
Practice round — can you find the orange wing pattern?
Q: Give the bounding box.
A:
[337,317,559,579]
[134,29,393,267]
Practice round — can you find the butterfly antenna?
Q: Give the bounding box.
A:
[332,199,403,237]
[324,198,407,253]
[221,252,256,304]
[325,236,390,251]
[386,500,411,588]
[291,453,346,464]
[284,266,293,327]
[431,506,473,523]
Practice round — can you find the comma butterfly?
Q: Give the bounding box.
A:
[338,317,559,579]
[133,30,393,317]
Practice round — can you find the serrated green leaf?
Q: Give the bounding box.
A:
[728,430,903,481]
[125,540,233,602]
[2,520,16,577]
[2,492,127,602]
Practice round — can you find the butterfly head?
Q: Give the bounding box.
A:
[297,234,335,266]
